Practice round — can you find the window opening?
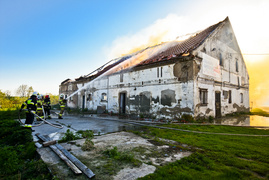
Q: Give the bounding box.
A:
[229,90,232,104]
[120,73,123,82]
[199,89,208,106]
[87,94,92,101]
[101,93,107,101]
[219,53,223,66]
[236,59,239,72]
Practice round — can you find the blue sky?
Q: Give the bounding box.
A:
[1,0,269,105]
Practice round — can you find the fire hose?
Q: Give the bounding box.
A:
[18,108,63,129]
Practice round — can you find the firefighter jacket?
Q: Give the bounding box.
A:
[43,98,51,109]
[21,95,37,112]
[59,99,67,108]
[36,99,43,111]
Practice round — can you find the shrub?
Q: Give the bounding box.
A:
[59,129,80,142]
[0,146,19,175]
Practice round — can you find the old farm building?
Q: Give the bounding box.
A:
[59,17,249,119]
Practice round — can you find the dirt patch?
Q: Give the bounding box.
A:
[37,131,191,180]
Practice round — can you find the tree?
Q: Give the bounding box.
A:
[26,86,34,97]
[16,85,28,97]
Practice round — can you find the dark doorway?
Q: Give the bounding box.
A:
[119,92,126,114]
[82,95,85,109]
[215,91,221,118]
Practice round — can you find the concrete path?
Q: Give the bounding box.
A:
[31,114,139,141]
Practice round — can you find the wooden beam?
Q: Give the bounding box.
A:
[55,144,95,179]
[43,140,57,147]
[36,134,82,175]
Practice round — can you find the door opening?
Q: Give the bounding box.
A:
[119,92,126,114]
[82,95,85,109]
[215,91,221,118]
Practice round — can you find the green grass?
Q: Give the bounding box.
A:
[136,124,269,180]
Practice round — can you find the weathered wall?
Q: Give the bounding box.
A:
[61,19,249,119]
[81,62,195,119]
[193,19,249,118]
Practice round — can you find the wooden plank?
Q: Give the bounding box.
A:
[55,144,95,179]
[36,133,82,175]
[43,140,57,147]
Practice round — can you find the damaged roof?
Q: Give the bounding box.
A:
[61,78,73,85]
[75,17,228,82]
[137,17,227,66]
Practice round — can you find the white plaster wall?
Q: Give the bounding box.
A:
[193,19,249,117]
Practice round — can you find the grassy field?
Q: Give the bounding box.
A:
[133,124,269,180]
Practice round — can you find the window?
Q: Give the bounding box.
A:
[101,93,107,101]
[223,90,228,99]
[229,90,232,104]
[87,94,92,101]
[65,95,67,99]
[157,67,163,78]
[219,53,223,66]
[68,84,72,91]
[199,89,208,106]
[240,93,243,103]
[120,73,123,82]
[236,59,239,72]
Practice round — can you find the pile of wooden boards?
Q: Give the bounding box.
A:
[35,133,95,179]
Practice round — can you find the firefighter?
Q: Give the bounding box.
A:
[44,95,51,119]
[36,94,44,121]
[20,91,38,129]
[58,94,66,119]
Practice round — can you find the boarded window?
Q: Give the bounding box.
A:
[199,89,208,106]
[229,90,232,104]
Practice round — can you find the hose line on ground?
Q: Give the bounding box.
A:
[18,109,63,129]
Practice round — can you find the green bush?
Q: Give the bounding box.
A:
[59,129,80,142]
[0,118,51,179]
[0,146,19,175]
[77,129,94,139]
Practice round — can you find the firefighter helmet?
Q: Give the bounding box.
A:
[32,91,38,97]
[45,95,50,99]
[60,94,64,99]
